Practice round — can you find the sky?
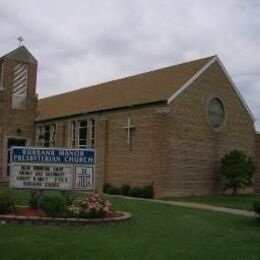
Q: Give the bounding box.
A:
[0,0,260,130]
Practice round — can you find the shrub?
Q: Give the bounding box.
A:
[67,194,113,219]
[253,201,260,215]
[66,205,81,218]
[108,186,121,195]
[219,150,256,195]
[120,185,130,196]
[142,185,153,198]
[28,190,42,209]
[61,191,76,206]
[103,183,154,198]
[0,189,15,214]
[103,183,112,193]
[129,186,143,197]
[39,194,66,218]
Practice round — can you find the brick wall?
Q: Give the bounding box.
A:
[158,61,255,197]
[98,106,160,191]
[0,57,37,179]
[34,61,256,198]
[255,134,260,192]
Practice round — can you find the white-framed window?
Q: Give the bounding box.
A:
[36,124,56,147]
[70,119,95,149]
[89,119,95,148]
[207,97,226,130]
[79,120,88,148]
[71,121,77,148]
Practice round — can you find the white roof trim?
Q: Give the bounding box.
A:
[167,56,217,104]
[167,56,255,122]
[214,56,255,122]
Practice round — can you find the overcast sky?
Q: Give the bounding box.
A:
[0,0,259,130]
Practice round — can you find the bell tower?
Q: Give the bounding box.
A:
[0,45,38,181]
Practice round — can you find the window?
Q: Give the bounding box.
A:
[71,121,77,148]
[12,62,28,110]
[70,119,95,148]
[89,119,95,148]
[207,97,225,129]
[13,62,28,97]
[37,124,56,147]
[79,120,88,148]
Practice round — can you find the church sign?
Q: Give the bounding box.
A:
[9,147,95,191]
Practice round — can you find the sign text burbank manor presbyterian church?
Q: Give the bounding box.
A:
[10,147,96,191]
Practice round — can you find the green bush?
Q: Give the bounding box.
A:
[61,191,76,206]
[103,183,154,198]
[219,150,256,195]
[39,194,66,218]
[103,183,112,193]
[0,189,16,214]
[253,201,260,215]
[142,185,153,198]
[120,185,130,196]
[28,190,42,209]
[129,186,143,197]
[108,186,121,195]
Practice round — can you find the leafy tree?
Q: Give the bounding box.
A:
[219,150,256,195]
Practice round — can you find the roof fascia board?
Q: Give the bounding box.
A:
[35,100,166,123]
[214,56,255,122]
[167,56,255,122]
[167,56,217,104]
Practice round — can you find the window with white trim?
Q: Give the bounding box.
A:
[71,121,77,148]
[70,119,95,148]
[36,124,56,147]
[207,97,225,130]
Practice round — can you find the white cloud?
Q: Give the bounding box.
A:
[0,0,260,129]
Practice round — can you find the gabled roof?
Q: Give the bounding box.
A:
[36,55,255,122]
[36,56,213,121]
[0,45,37,64]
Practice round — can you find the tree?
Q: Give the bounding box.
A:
[219,150,256,195]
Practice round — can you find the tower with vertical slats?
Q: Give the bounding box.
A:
[0,46,38,181]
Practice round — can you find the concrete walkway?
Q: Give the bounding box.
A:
[107,194,256,217]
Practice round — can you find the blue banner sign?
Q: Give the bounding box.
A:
[12,147,95,165]
[10,147,96,191]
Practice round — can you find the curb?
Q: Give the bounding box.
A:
[0,211,131,225]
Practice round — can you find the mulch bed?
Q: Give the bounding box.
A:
[8,207,47,217]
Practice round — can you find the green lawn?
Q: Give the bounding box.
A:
[0,189,260,259]
[166,194,260,211]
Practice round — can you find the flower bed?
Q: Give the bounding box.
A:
[0,209,131,225]
[0,192,131,225]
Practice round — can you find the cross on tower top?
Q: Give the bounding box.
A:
[17,36,24,46]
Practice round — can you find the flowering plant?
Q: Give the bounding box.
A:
[67,193,114,219]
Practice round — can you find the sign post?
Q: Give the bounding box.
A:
[9,147,96,191]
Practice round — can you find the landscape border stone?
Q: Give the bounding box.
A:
[0,211,131,225]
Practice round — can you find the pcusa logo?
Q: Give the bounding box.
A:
[75,167,93,190]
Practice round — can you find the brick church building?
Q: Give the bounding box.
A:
[0,46,259,197]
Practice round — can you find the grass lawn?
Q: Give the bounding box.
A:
[0,189,260,259]
[166,194,260,211]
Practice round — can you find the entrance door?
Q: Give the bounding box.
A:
[7,138,26,176]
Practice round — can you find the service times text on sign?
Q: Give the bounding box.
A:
[10,147,95,191]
